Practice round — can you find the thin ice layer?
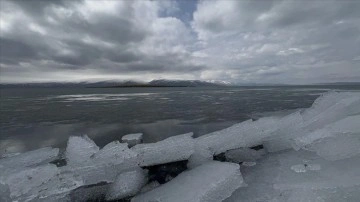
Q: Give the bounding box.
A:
[132,133,194,166]
[132,161,246,202]
[106,168,147,200]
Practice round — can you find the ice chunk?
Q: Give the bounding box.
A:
[26,172,84,202]
[65,135,99,166]
[0,147,59,170]
[293,115,360,149]
[262,111,304,152]
[300,92,360,133]
[0,182,11,202]
[264,92,360,152]
[61,140,139,186]
[132,161,246,202]
[304,134,360,161]
[1,164,58,200]
[197,117,280,155]
[225,147,266,163]
[92,140,138,166]
[69,182,110,202]
[106,168,147,200]
[122,133,143,147]
[187,145,213,169]
[132,133,194,166]
[140,181,160,193]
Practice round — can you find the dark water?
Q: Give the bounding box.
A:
[1,85,359,155]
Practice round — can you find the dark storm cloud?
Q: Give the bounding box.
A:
[0,0,359,83]
[192,0,360,83]
[0,0,200,81]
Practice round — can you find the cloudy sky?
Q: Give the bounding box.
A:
[0,0,359,84]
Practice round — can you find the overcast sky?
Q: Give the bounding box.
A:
[0,0,359,84]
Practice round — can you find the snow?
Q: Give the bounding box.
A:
[106,168,148,200]
[121,133,143,147]
[132,133,195,166]
[132,161,246,202]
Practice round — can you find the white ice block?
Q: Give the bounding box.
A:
[106,168,148,200]
[197,117,280,155]
[292,115,360,149]
[187,145,213,169]
[122,133,143,147]
[132,133,195,166]
[0,147,59,171]
[140,181,160,193]
[63,141,139,185]
[1,164,59,200]
[132,161,246,202]
[65,135,99,166]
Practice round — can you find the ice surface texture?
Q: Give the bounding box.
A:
[1,91,359,201]
[132,132,195,166]
[132,161,246,202]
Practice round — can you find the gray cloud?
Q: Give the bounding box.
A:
[0,0,359,84]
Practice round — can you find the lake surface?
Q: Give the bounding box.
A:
[1,85,360,155]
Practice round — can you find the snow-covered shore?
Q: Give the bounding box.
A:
[1,91,360,201]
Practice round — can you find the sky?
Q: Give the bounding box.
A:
[0,0,359,84]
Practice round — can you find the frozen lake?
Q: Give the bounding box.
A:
[1,85,359,154]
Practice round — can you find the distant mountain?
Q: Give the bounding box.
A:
[0,79,231,88]
[147,79,230,87]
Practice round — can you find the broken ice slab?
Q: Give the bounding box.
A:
[299,93,360,133]
[302,134,360,161]
[196,117,281,155]
[122,133,143,147]
[0,147,59,171]
[187,145,213,169]
[63,140,139,186]
[263,92,360,153]
[132,133,194,166]
[65,135,99,166]
[0,182,11,202]
[106,168,148,200]
[69,182,110,202]
[262,111,304,152]
[140,181,160,193]
[92,140,138,165]
[23,171,84,202]
[132,161,246,202]
[1,164,59,200]
[225,147,266,163]
[292,115,360,150]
